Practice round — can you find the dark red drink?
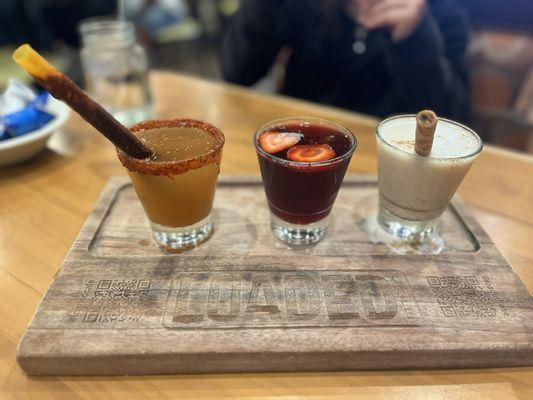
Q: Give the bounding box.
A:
[255,118,357,236]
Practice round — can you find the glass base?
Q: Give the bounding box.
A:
[150,214,212,253]
[270,214,328,245]
[361,207,444,255]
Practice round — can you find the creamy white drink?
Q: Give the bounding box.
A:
[377,116,482,221]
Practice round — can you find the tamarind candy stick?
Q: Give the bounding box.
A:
[12,44,154,160]
[415,110,438,157]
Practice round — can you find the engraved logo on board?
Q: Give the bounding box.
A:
[61,272,514,330]
[162,270,422,328]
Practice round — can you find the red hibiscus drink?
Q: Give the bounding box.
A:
[255,117,357,244]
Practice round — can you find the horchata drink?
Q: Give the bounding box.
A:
[255,117,357,245]
[118,119,224,252]
[373,112,482,254]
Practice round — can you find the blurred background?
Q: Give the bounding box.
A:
[1,0,532,153]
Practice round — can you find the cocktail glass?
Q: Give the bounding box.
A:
[370,114,482,254]
[117,119,225,252]
[255,117,357,245]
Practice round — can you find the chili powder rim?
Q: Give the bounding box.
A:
[117,118,225,176]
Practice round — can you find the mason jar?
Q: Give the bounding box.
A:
[79,18,152,127]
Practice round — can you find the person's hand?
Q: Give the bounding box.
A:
[347,0,427,42]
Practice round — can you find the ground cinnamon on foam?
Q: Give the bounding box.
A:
[392,140,415,147]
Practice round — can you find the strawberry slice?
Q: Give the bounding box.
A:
[287,144,336,162]
[258,131,302,154]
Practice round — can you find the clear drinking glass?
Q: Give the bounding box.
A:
[255,117,357,245]
[79,17,152,127]
[371,115,483,254]
[117,119,225,252]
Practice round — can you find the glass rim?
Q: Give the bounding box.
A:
[78,17,135,46]
[117,118,225,176]
[79,16,133,32]
[376,114,483,161]
[254,116,357,167]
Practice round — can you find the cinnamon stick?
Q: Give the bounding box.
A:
[12,44,154,159]
[415,110,438,156]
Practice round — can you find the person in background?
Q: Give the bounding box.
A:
[221,0,470,122]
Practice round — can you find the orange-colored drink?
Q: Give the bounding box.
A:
[118,119,224,252]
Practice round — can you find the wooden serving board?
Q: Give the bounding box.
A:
[17,176,533,375]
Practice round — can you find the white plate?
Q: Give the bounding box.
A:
[0,97,70,167]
